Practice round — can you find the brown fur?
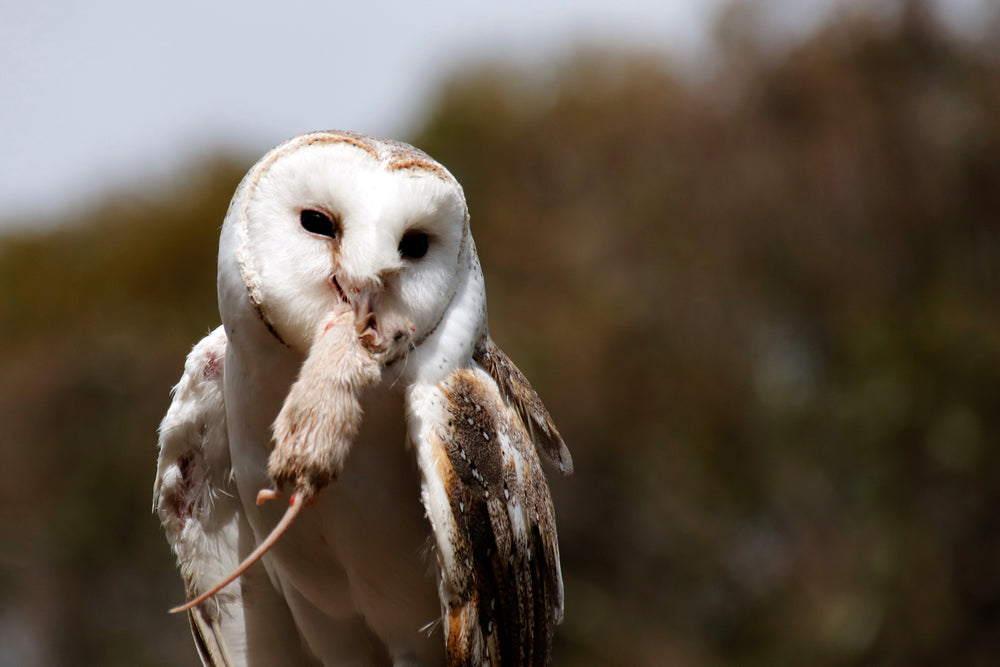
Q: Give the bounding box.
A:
[270,303,381,501]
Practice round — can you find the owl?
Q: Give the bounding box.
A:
[153,131,573,666]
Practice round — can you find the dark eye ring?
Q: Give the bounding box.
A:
[300,209,338,239]
[399,231,430,260]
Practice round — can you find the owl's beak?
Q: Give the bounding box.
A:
[334,274,414,361]
[332,276,383,349]
[352,286,380,348]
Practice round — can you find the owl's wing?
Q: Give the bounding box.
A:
[154,331,338,666]
[474,337,573,475]
[406,353,567,666]
[154,327,246,667]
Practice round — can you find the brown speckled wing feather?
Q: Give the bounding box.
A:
[407,363,566,666]
[474,337,573,476]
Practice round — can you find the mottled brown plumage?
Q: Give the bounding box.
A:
[409,357,566,666]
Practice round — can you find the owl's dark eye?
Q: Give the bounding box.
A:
[300,209,338,239]
[399,231,430,260]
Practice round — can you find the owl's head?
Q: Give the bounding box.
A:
[218,131,486,379]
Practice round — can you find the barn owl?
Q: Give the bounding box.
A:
[153,131,572,666]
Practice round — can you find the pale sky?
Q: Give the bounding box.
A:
[0,0,990,227]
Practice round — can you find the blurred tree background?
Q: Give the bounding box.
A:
[1,2,998,665]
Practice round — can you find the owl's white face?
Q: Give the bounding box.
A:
[225,132,474,368]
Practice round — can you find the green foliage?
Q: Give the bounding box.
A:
[2,4,998,665]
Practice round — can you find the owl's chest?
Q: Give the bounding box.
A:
[228,372,442,661]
